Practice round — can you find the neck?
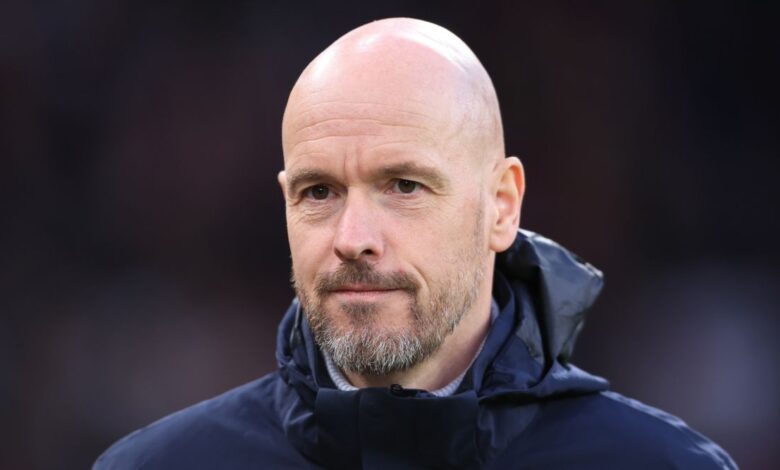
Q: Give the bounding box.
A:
[342,281,494,391]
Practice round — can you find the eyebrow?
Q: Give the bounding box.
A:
[286,168,329,195]
[376,162,449,190]
[286,162,450,194]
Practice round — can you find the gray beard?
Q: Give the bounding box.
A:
[296,250,484,376]
[303,289,472,376]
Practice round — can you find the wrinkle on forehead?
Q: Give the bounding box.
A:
[286,101,439,157]
[289,101,433,137]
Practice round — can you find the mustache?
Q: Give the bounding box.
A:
[314,261,419,295]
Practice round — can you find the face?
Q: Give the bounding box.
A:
[280,53,495,376]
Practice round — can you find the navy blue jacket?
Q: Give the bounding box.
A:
[95,230,736,469]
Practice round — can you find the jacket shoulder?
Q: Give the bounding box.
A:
[594,391,736,468]
[93,373,308,469]
[501,390,736,469]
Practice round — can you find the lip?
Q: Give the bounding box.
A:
[329,287,400,300]
[332,284,394,292]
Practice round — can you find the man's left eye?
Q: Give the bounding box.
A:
[393,179,421,194]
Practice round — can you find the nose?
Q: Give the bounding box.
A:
[333,191,383,262]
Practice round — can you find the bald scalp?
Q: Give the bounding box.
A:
[282,18,505,169]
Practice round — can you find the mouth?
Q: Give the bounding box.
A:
[328,285,402,300]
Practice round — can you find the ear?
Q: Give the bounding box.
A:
[277,170,288,199]
[489,157,525,252]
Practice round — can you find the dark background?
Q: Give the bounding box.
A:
[2,1,778,468]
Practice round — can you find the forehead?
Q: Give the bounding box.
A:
[284,100,445,161]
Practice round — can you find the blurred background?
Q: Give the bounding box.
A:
[2,1,778,468]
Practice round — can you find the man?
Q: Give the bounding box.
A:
[95,18,736,469]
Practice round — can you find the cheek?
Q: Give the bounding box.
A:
[389,200,476,275]
[288,221,334,283]
[432,196,482,239]
[430,199,485,259]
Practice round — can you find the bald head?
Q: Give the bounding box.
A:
[282,18,504,167]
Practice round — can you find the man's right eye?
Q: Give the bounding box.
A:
[304,185,330,200]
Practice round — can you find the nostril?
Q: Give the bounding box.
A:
[334,246,376,262]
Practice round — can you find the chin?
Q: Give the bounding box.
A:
[332,301,412,330]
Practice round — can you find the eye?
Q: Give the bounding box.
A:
[303,184,331,200]
[393,179,421,194]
